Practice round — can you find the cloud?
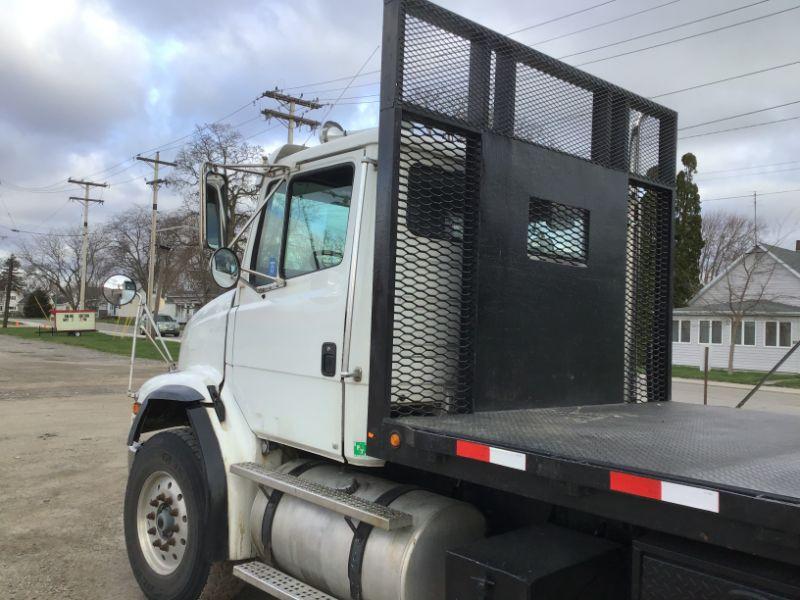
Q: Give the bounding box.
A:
[1,0,799,257]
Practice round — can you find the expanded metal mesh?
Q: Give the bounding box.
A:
[399,0,676,186]
[624,185,672,403]
[390,120,480,417]
[382,0,676,417]
[528,198,589,267]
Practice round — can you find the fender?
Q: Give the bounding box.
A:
[128,369,265,560]
[129,383,228,562]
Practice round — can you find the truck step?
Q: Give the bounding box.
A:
[230,462,412,530]
[233,561,335,600]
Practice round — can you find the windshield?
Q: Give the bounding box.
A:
[157,315,175,322]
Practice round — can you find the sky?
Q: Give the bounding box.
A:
[0,0,798,257]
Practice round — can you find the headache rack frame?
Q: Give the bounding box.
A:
[361,0,800,566]
[368,0,676,436]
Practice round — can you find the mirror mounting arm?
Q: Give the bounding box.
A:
[239,266,285,288]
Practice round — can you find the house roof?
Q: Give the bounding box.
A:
[675,299,800,317]
[688,244,800,306]
[764,244,800,276]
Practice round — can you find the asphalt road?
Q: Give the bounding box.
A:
[2,334,799,599]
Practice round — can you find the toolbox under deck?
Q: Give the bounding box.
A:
[388,402,800,503]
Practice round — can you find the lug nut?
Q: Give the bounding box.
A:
[166,538,176,546]
[162,496,173,506]
[147,527,156,535]
[156,493,165,501]
[146,512,155,520]
[170,525,180,533]
[170,509,179,517]
[152,540,162,548]
[149,499,159,507]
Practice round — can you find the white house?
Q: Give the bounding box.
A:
[0,289,22,315]
[673,244,800,373]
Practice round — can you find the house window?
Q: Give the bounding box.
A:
[732,320,756,346]
[672,319,691,343]
[699,320,722,344]
[765,321,792,348]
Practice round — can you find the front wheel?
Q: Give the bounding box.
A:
[124,428,238,600]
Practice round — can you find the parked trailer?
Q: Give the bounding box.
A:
[122,1,800,598]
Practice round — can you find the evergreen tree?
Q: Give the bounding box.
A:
[673,153,703,307]
[23,289,53,318]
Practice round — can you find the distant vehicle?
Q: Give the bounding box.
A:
[140,314,180,337]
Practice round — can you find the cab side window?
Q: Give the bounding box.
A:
[251,182,287,287]
[283,165,354,278]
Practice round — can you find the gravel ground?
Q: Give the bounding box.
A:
[0,335,267,600]
[2,334,800,599]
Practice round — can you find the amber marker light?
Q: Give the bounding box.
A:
[389,432,401,448]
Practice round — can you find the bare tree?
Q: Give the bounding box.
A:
[106,205,151,287]
[18,228,113,309]
[173,123,264,244]
[699,211,759,285]
[701,246,785,373]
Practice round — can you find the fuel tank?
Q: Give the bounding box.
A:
[249,459,485,600]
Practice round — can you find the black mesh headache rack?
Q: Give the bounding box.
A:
[365,0,800,563]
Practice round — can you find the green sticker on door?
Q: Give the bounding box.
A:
[353,441,366,456]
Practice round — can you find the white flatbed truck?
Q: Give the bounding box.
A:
[121,1,800,599]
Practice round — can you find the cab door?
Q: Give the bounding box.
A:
[227,156,360,460]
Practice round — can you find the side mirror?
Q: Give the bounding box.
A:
[209,247,240,289]
[200,170,229,250]
[102,274,137,306]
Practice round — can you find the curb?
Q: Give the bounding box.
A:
[673,377,800,395]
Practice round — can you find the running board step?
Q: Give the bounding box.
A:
[233,561,335,600]
[230,461,412,530]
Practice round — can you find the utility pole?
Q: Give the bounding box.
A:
[260,90,323,144]
[136,152,177,314]
[753,191,759,246]
[68,178,108,309]
[2,254,16,328]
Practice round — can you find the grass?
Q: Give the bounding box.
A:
[672,364,800,389]
[0,326,179,362]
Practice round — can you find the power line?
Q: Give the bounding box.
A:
[282,2,619,93]
[0,194,17,228]
[704,188,800,202]
[528,0,682,46]
[679,114,800,140]
[703,159,800,175]
[561,0,770,60]
[698,166,800,181]
[650,59,800,98]
[305,45,381,145]
[679,99,800,130]
[506,0,617,36]
[574,4,800,67]
[0,222,83,237]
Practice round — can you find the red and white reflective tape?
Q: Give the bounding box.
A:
[609,471,719,513]
[455,440,526,471]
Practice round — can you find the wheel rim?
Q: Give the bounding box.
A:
[136,470,189,575]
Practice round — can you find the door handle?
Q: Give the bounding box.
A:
[341,367,362,382]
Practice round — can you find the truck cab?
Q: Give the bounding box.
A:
[122,1,800,599]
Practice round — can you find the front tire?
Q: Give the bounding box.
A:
[125,428,232,600]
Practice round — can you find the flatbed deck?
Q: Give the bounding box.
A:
[383,402,800,564]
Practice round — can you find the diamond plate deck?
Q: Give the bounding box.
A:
[233,561,335,600]
[230,462,412,530]
[389,402,800,502]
